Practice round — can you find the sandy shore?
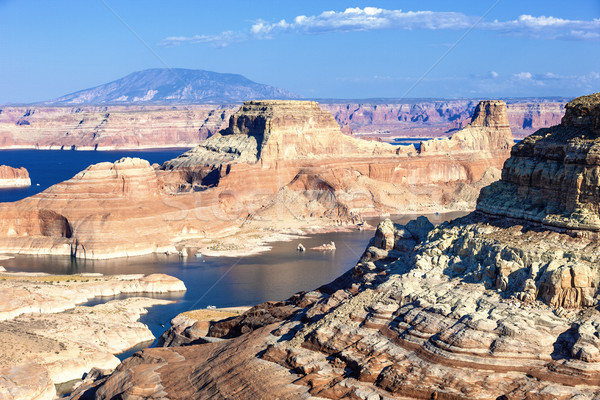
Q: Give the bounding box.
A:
[0,272,186,400]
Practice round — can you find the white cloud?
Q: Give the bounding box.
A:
[159,7,600,47]
[490,71,499,78]
[514,72,533,80]
[249,8,475,37]
[158,31,246,47]
[484,15,600,40]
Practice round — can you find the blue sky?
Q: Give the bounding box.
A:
[1,0,599,103]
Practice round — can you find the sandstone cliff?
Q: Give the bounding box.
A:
[0,105,233,150]
[0,165,30,188]
[0,99,561,150]
[322,98,565,138]
[70,94,600,399]
[478,92,600,233]
[0,100,512,259]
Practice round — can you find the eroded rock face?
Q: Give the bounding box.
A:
[419,100,513,153]
[0,100,561,151]
[69,94,600,399]
[478,92,600,233]
[322,99,565,138]
[0,165,31,188]
[0,272,185,400]
[162,100,396,169]
[0,105,233,150]
[71,214,600,399]
[0,100,512,259]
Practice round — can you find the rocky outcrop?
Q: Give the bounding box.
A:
[0,165,30,188]
[0,272,186,320]
[419,100,513,153]
[478,92,600,233]
[69,93,600,399]
[161,100,396,168]
[0,272,185,400]
[0,100,512,259]
[70,214,600,399]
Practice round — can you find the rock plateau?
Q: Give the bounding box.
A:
[0,99,513,259]
[70,93,600,399]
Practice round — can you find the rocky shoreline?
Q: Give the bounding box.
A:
[0,272,186,400]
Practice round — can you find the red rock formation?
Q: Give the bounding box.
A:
[478,92,600,232]
[0,105,233,150]
[68,95,600,400]
[0,100,512,259]
[322,99,565,138]
[0,100,563,150]
[0,165,31,188]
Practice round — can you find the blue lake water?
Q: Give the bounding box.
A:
[0,149,467,358]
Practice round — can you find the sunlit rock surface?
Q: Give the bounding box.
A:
[0,165,30,188]
[70,94,600,399]
[0,100,512,259]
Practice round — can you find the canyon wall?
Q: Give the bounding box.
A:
[0,99,512,259]
[478,92,600,233]
[321,98,565,138]
[0,105,234,150]
[0,165,30,188]
[70,93,600,399]
[0,99,562,150]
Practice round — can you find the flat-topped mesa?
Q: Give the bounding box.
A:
[477,92,600,233]
[0,165,31,188]
[162,100,397,169]
[419,100,513,153]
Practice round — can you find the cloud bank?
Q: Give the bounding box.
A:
[159,7,600,47]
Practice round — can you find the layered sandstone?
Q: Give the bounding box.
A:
[0,272,186,320]
[478,92,600,233]
[70,214,600,399]
[0,100,512,259]
[419,100,513,153]
[70,94,600,399]
[0,99,562,150]
[0,105,233,150]
[0,272,185,400]
[0,165,31,188]
[322,99,565,138]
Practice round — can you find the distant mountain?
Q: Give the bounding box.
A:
[44,68,300,105]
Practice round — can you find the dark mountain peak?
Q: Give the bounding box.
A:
[44,68,300,105]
